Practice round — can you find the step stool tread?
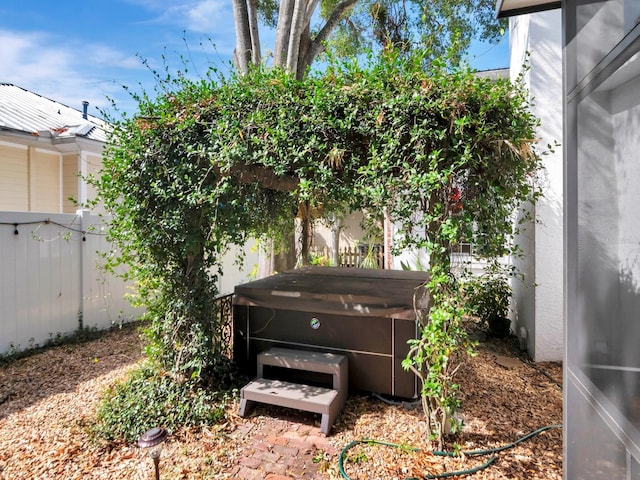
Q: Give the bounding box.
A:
[258,347,347,375]
[241,378,338,414]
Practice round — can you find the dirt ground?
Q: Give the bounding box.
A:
[0,323,562,479]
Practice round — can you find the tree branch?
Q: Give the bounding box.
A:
[304,0,320,29]
[223,164,300,192]
[305,0,359,68]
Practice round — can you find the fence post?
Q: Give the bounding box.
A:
[79,209,90,329]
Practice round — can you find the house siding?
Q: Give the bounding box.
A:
[62,154,79,213]
[30,148,61,213]
[0,143,29,211]
[84,152,102,210]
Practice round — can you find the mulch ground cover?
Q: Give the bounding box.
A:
[0,323,562,479]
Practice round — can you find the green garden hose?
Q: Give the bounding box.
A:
[338,424,562,480]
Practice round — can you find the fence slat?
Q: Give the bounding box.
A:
[0,211,140,355]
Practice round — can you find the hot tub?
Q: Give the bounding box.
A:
[233,267,429,399]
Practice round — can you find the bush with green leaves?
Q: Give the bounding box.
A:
[92,362,231,444]
[464,274,512,325]
[96,46,545,445]
[462,273,513,338]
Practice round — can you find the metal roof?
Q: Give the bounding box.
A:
[0,83,108,143]
[475,68,510,80]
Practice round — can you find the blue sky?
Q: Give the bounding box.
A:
[0,0,510,119]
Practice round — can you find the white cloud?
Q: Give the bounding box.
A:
[121,0,236,51]
[0,0,243,117]
[0,31,85,107]
[83,45,143,70]
[0,30,72,85]
[185,0,233,34]
[0,29,145,114]
[122,0,233,33]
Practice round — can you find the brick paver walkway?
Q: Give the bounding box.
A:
[227,406,338,480]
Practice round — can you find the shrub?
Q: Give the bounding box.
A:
[92,362,231,444]
[463,275,512,327]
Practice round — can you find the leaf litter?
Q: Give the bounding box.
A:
[0,324,561,479]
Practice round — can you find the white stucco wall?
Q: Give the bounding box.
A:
[510,10,564,361]
[217,239,261,295]
[311,211,368,251]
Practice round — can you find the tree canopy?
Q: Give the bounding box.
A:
[329,0,505,60]
[233,0,506,78]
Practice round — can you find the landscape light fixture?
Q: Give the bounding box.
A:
[138,427,168,480]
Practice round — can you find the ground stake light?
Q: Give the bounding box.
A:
[138,427,168,480]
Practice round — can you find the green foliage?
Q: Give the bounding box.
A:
[309,252,334,266]
[322,0,506,64]
[96,45,544,444]
[347,450,369,464]
[400,254,428,272]
[463,274,512,325]
[92,362,230,444]
[358,242,380,269]
[402,265,472,448]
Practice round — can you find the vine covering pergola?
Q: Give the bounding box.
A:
[96,50,544,442]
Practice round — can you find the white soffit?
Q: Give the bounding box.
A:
[495,0,561,18]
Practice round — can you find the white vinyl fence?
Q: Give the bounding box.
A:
[0,210,141,355]
[0,211,260,356]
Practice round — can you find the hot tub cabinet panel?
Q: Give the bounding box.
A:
[233,267,429,399]
[244,307,392,353]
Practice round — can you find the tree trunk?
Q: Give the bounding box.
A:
[235,0,359,74]
[232,0,253,74]
[286,0,307,73]
[296,24,311,80]
[274,0,295,67]
[330,213,342,267]
[248,0,262,65]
